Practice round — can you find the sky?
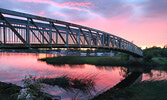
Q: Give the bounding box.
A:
[0,0,167,48]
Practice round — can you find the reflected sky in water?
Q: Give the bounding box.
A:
[142,70,167,81]
[0,52,167,100]
[0,52,126,99]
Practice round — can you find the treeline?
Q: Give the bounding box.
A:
[143,47,167,61]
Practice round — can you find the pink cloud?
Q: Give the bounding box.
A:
[53,12,66,17]
[18,0,99,20]
[75,14,167,47]
[39,11,44,16]
[63,1,94,8]
[18,0,94,10]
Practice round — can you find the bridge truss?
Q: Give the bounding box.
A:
[0,8,143,57]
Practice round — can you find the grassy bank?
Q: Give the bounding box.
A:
[151,57,167,65]
[0,82,21,100]
[0,77,56,100]
[40,56,151,67]
[92,80,167,100]
[127,80,167,100]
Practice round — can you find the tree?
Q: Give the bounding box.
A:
[164,44,167,48]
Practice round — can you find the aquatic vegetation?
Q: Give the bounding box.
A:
[17,88,35,100]
[39,76,71,89]
[39,75,96,94]
[17,75,51,100]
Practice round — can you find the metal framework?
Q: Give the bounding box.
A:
[0,8,143,57]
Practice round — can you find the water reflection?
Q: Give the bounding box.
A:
[142,70,167,81]
[0,52,167,100]
[0,52,126,99]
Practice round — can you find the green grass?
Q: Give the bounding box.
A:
[154,66,167,71]
[152,57,167,65]
[92,80,167,100]
[151,57,167,71]
[0,82,21,100]
[128,80,167,100]
[40,56,147,67]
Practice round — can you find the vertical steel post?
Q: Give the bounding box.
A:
[113,37,115,48]
[96,32,98,46]
[26,18,30,45]
[119,38,121,48]
[3,22,6,44]
[88,30,91,47]
[42,30,44,44]
[0,26,1,42]
[108,36,110,47]
[49,22,52,44]
[78,28,81,46]
[102,34,105,46]
[84,35,85,45]
[66,26,68,46]
[56,31,58,44]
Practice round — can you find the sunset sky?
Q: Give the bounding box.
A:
[0,0,166,48]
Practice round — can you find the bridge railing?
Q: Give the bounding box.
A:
[0,8,143,57]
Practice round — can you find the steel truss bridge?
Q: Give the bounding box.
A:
[0,8,143,57]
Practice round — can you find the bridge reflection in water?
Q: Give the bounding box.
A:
[0,8,142,57]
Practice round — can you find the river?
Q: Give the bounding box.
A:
[0,52,167,100]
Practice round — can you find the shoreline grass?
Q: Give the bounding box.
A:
[0,82,21,100]
[40,56,158,67]
[92,80,167,100]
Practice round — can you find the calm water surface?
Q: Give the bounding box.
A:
[0,52,167,100]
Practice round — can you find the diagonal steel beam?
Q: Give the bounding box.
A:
[0,13,27,44]
[96,32,102,46]
[51,22,66,44]
[88,30,97,46]
[77,29,84,45]
[80,37,84,45]
[110,37,114,47]
[107,35,111,47]
[30,30,42,44]
[79,27,89,45]
[69,32,76,44]
[66,27,76,44]
[30,18,49,44]
[66,25,79,44]
[43,28,56,44]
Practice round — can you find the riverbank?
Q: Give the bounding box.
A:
[0,81,53,100]
[0,82,21,100]
[92,80,167,100]
[40,56,154,67]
